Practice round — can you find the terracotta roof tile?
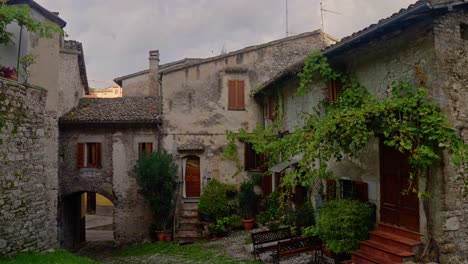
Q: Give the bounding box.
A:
[60,97,161,124]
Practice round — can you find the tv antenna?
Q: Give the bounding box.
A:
[286,0,289,37]
[320,1,341,32]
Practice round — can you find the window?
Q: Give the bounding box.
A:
[77,143,102,168]
[228,80,245,110]
[138,142,153,156]
[339,179,368,202]
[328,79,343,104]
[263,95,276,120]
[461,23,468,40]
[244,143,265,171]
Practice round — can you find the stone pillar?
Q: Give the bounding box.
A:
[148,50,160,97]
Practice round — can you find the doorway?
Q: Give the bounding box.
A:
[185,156,201,198]
[61,192,115,250]
[380,143,419,232]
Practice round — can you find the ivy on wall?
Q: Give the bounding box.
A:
[227,52,467,196]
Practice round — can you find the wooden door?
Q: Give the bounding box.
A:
[380,143,419,232]
[185,157,201,197]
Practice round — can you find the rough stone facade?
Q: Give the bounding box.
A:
[118,31,335,191]
[0,79,57,255]
[59,126,157,246]
[257,5,468,263]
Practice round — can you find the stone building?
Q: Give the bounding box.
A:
[87,85,122,98]
[59,97,160,248]
[0,0,89,255]
[115,31,336,239]
[255,1,467,263]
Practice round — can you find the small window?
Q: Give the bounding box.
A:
[228,80,245,110]
[138,142,153,156]
[263,96,276,120]
[244,142,265,171]
[77,143,102,168]
[327,79,343,104]
[461,23,468,40]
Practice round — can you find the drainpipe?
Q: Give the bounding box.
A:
[16,25,23,77]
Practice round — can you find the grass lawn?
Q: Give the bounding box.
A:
[114,241,260,263]
[0,250,98,264]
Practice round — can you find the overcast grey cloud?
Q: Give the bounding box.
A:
[36,0,416,88]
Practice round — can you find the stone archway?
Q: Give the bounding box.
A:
[59,187,117,249]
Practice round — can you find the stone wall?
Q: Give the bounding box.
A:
[59,126,157,245]
[432,9,468,263]
[0,79,58,255]
[159,31,334,188]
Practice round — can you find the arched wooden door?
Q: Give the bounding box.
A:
[185,156,201,198]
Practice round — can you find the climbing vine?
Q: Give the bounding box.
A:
[227,52,467,195]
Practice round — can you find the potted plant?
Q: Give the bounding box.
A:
[238,176,261,230]
[316,199,373,262]
[135,150,177,241]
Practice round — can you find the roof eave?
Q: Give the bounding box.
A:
[323,2,431,56]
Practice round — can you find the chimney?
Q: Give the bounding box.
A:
[148,50,160,97]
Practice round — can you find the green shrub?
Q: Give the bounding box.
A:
[317,199,372,254]
[135,150,177,230]
[258,192,281,224]
[227,215,243,229]
[198,179,229,220]
[238,176,261,219]
[295,201,315,228]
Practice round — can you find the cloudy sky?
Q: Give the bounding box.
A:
[37,0,416,88]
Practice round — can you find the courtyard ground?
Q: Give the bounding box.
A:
[77,228,333,264]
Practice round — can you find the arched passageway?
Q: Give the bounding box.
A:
[60,191,116,250]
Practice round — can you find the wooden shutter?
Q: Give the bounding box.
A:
[96,143,102,168]
[228,80,236,109]
[326,179,337,201]
[244,143,251,170]
[328,80,343,103]
[228,80,245,110]
[76,143,85,168]
[138,143,143,156]
[354,181,368,202]
[237,80,245,110]
[146,143,153,154]
[268,96,276,120]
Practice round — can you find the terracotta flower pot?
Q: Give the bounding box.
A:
[163,233,172,242]
[156,231,165,241]
[242,218,255,230]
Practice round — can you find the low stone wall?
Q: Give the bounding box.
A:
[0,79,57,255]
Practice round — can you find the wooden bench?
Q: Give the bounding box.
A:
[251,227,293,259]
[272,236,324,264]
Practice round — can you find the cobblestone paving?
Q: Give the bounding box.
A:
[77,229,334,264]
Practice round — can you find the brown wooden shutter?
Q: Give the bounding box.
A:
[96,143,102,168]
[244,143,250,170]
[238,80,245,110]
[326,179,336,201]
[76,143,85,168]
[268,96,276,120]
[138,143,143,156]
[145,143,153,154]
[328,80,334,104]
[228,80,236,109]
[354,181,368,202]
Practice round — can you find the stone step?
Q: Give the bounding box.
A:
[174,230,203,238]
[378,223,421,241]
[180,209,199,217]
[352,249,399,264]
[178,223,202,231]
[178,217,201,224]
[369,230,420,254]
[359,240,414,263]
[182,198,200,204]
[181,203,198,210]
